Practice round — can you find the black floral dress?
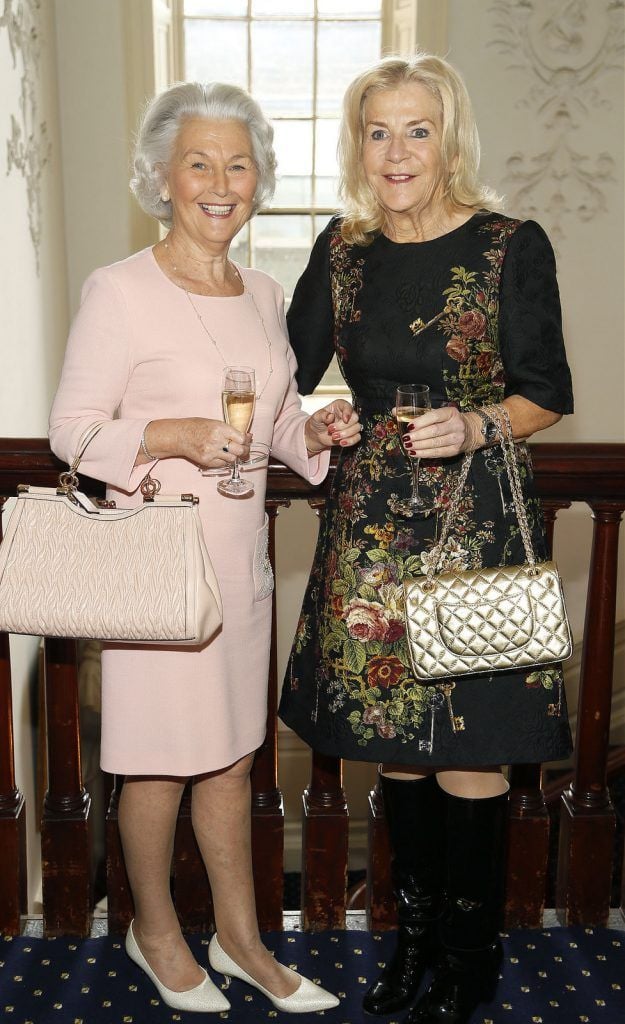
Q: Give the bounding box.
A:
[279,211,574,766]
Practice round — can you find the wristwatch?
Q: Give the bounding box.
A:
[476,410,499,446]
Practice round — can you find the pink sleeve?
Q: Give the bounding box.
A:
[48,268,154,494]
[270,294,330,484]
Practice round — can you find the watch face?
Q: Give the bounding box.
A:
[479,415,497,442]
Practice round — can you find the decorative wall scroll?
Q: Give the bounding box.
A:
[489,0,624,241]
[1,0,50,272]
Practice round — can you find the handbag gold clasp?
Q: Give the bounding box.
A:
[141,472,162,501]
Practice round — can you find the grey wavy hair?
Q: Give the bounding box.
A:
[130,82,276,225]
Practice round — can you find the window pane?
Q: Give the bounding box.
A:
[252,214,313,297]
[184,1,247,15]
[314,118,340,207]
[317,21,381,115]
[273,120,313,206]
[185,20,248,86]
[252,21,313,116]
[253,0,314,13]
[318,0,381,14]
[314,213,335,235]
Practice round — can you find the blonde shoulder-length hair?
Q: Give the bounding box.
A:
[338,53,502,246]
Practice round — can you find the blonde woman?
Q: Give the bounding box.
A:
[280,55,573,1024]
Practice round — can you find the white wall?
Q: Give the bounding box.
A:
[1,0,71,910]
[54,0,136,314]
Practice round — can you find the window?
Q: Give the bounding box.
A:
[180,1,384,391]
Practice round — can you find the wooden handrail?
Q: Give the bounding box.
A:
[0,440,623,935]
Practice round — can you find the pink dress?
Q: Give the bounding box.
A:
[49,247,329,776]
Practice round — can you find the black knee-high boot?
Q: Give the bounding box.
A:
[405,788,508,1024]
[363,774,445,1016]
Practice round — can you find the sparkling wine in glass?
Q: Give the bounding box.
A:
[217,366,256,498]
[395,383,433,517]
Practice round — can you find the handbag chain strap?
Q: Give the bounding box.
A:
[57,421,161,500]
[424,404,539,585]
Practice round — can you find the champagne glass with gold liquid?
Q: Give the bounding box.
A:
[217,366,256,498]
[395,384,433,516]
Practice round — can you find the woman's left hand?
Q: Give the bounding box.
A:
[304,400,361,455]
[396,404,468,459]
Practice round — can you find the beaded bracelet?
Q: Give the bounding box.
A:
[140,426,156,461]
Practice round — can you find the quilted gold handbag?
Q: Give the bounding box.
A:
[403,406,572,680]
[0,423,222,645]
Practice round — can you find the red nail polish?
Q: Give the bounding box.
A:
[404,440,413,449]
[407,422,415,431]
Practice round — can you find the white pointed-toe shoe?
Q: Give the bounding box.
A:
[208,933,340,1013]
[126,920,231,1013]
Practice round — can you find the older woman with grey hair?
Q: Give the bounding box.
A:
[49,81,359,1014]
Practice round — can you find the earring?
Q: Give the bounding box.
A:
[160,188,170,203]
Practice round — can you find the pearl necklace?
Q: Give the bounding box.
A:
[163,240,274,399]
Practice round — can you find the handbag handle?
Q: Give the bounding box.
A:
[58,421,160,500]
[424,404,539,582]
[58,421,106,492]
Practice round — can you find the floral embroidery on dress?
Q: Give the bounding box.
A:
[282,212,572,765]
[329,229,364,368]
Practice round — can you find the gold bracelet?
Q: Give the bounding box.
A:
[140,426,156,461]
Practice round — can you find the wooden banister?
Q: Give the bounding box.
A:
[0,627,27,935]
[0,440,623,933]
[250,501,287,932]
[557,503,623,925]
[42,638,91,936]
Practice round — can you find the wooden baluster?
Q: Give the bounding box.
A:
[366,777,396,930]
[105,775,134,934]
[299,496,349,931]
[0,628,27,934]
[505,764,548,928]
[505,500,570,927]
[556,503,623,925]
[618,835,622,917]
[42,637,91,936]
[0,504,27,934]
[541,498,571,554]
[301,750,349,931]
[251,501,287,932]
[173,783,214,932]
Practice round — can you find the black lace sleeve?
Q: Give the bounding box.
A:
[286,221,336,395]
[499,220,573,414]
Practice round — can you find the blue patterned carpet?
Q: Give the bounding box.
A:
[1,926,623,1023]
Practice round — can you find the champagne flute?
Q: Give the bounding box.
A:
[395,384,433,517]
[217,366,256,498]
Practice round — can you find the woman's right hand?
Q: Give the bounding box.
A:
[139,417,252,470]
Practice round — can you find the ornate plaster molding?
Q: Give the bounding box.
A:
[1,0,50,272]
[489,0,624,241]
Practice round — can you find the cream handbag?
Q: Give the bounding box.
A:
[0,424,222,645]
[403,407,572,680]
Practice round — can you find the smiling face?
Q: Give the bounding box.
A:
[362,82,455,238]
[164,117,258,254]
